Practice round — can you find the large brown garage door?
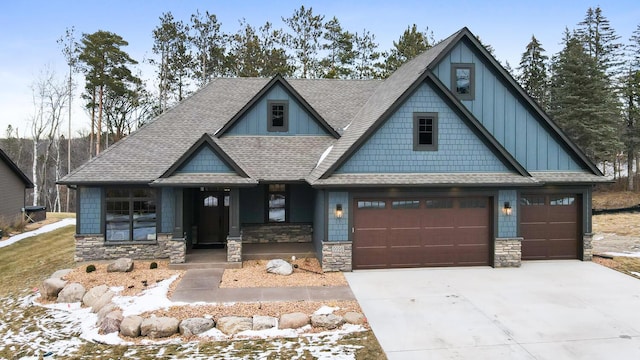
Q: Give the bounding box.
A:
[353,197,491,269]
[520,194,580,260]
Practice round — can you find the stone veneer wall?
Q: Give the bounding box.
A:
[241,224,312,243]
[494,237,522,268]
[75,233,186,263]
[322,241,352,272]
[583,233,593,261]
[227,236,242,262]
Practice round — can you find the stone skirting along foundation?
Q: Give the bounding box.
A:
[494,237,522,268]
[227,236,242,262]
[322,241,352,272]
[583,233,593,261]
[75,233,186,263]
[241,224,312,243]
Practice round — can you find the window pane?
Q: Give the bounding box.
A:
[418,117,433,145]
[106,188,128,198]
[357,201,386,209]
[456,68,471,94]
[425,199,453,208]
[268,194,286,222]
[204,196,218,207]
[268,184,286,192]
[550,196,575,206]
[459,198,486,208]
[521,195,545,206]
[271,104,284,127]
[392,200,420,209]
[106,200,130,241]
[105,188,156,241]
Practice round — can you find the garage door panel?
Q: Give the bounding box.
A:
[353,247,388,269]
[390,228,421,246]
[355,229,387,248]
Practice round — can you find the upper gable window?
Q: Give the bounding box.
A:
[267,100,289,132]
[451,63,475,100]
[413,112,438,151]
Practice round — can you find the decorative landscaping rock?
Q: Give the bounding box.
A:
[120,315,143,338]
[266,259,293,276]
[50,269,72,280]
[41,278,67,300]
[279,312,309,329]
[107,258,134,273]
[343,312,366,325]
[82,285,109,308]
[99,310,123,334]
[311,314,345,330]
[96,303,118,326]
[179,318,215,336]
[216,316,253,335]
[141,316,180,338]
[91,290,115,313]
[56,283,86,303]
[252,315,277,331]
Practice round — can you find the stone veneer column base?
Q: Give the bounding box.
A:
[74,233,175,262]
[494,237,522,268]
[169,239,186,264]
[227,236,242,262]
[583,233,593,261]
[322,241,352,272]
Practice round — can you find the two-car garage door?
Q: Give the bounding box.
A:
[353,197,491,269]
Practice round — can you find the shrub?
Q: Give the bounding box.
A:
[150,262,158,269]
[86,264,96,273]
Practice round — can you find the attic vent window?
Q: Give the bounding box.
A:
[268,100,288,132]
[413,112,438,151]
[451,63,475,100]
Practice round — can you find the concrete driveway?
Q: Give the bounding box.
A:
[345,261,640,359]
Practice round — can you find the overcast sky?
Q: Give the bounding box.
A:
[0,0,638,137]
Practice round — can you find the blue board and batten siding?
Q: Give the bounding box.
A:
[176,146,233,173]
[336,82,509,173]
[78,187,101,234]
[161,188,175,233]
[433,41,583,171]
[225,84,330,136]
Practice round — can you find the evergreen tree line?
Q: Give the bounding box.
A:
[516,6,640,188]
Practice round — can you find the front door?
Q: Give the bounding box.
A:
[198,191,229,245]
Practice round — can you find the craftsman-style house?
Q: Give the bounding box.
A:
[60,28,608,271]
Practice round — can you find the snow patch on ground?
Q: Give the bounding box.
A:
[112,275,184,317]
[0,218,76,248]
[603,251,640,258]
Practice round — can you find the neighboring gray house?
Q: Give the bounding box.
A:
[0,147,33,225]
[60,28,609,271]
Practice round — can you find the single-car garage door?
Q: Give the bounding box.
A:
[353,197,491,269]
[520,194,580,260]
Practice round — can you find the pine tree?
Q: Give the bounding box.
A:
[517,35,549,109]
[282,5,325,78]
[189,10,226,86]
[227,20,292,77]
[549,29,621,166]
[622,25,640,188]
[353,29,383,79]
[383,24,432,77]
[320,17,356,79]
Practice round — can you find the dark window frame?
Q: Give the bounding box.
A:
[267,100,289,132]
[265,184,289,223]
[104,187,158,242]
[451,63,475,100]
[413,112,438,151]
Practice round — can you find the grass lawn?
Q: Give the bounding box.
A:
[0,223,75,296]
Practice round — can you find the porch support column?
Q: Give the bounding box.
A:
[172,188,184,239]
[227,187,242,262]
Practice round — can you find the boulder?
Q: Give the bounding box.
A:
[216,316,253,335]
[252,315,277,331]
[179,318,215,336]
[311,314,345,330]
[279,312,309,329]
[120,315,143,338]
[343,312,366,325]
[96,303,118,326]
[50,269,72,280]
[91,290,115,313]
[56,283,86,303]
[107,258,134,273]
[141,317,180,338]
[83,285,109,308]
[99,310,123,334]
[41,278,67,300]
[266,259,293,276]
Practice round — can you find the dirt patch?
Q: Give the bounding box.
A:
[593,213,640,236]
[62,260,184,297]
[593,191,640,210]
[594,256,640,279]
[220,258,347,288]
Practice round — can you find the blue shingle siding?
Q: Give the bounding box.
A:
[161,188,175,233]
[226,84,329,136]
[328,191,349,241]
[336,82,509,173]
[498,189,517,238]
[434,42,583,171]
[79,187,101,234]
[177,146,233,173]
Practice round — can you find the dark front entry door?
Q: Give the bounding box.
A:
[198,191,229,245]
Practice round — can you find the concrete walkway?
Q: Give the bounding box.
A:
[171,269,355,303]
